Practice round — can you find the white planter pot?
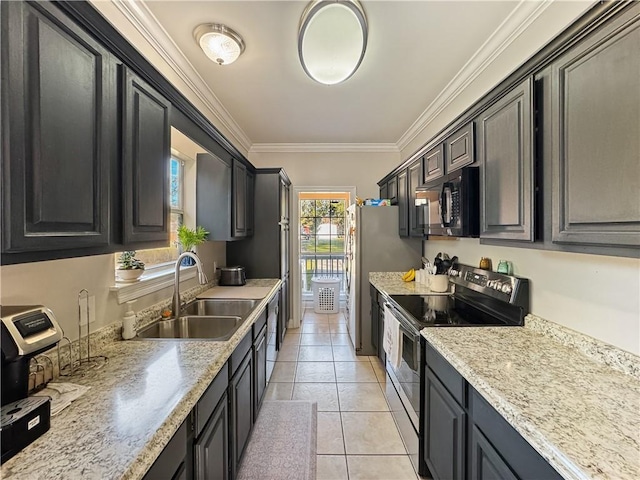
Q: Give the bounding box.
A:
[117,269,144,282]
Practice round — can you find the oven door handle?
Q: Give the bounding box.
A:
[384,303,421,339]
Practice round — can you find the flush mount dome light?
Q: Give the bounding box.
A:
[194,23,245,65]
[298,0,368,85]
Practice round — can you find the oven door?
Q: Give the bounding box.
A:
[384,304,421,430]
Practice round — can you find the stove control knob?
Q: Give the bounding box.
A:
[502,284,513,294]
[493,281,503,291]
[487,280,494,288]
[450,269,459,277]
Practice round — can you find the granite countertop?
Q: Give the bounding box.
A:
[369,271,452,295]
[1,279,281,480]
[421,324,640,480]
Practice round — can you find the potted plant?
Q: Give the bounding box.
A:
[177,225,209,265]
[117,251,145,282]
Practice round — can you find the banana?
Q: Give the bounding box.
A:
[402,268,415,282]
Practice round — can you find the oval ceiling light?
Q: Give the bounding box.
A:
[194,24,245,65]
[298,0,368,85]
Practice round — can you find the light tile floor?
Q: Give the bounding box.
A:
[264,309,420,480]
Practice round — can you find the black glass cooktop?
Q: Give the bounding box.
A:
[389,293,515,328]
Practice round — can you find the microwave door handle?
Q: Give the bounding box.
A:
[442,183,455,227]
[440,184,448,226]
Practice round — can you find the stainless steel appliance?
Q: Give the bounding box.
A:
[265,293,279,383]
[381,264,529,475]
[219,266,247,286]
[345,205,422,355]
[1,305,63,463]
[415,167,479,237]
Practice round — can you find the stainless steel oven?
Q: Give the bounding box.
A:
[380,264,530,477]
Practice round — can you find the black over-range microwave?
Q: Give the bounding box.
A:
[415,166,479,237]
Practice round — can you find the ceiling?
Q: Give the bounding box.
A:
[130,1,546,148]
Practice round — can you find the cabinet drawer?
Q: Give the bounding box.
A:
[143,419,188,480]
[253,308,267,340]
[230,332,252,377]
[194,363,228,438]
[469,388,562,479]
[425,342,465,405]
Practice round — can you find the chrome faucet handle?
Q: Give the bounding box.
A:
[198,271,209,285]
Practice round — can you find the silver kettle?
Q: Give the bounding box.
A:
[219,266,246,286]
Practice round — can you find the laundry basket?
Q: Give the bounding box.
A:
[311,277,341,314]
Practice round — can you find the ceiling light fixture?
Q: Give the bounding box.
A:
[194,23,245,65]
[298,0,368,85]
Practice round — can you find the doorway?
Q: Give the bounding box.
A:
[290,187,356,328]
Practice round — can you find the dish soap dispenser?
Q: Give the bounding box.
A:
[122,300,137,340]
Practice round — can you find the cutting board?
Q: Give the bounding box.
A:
[197,286,273,300]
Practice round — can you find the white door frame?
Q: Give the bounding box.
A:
[290,186,357,328]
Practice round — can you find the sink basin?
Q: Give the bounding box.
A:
[182,299,259,318]
[136,298,261,340]
[137,315,245,340]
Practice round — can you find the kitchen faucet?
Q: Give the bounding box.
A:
[172,252,209,320]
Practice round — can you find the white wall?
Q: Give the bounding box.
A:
[423,239,640,355]
[249,150,401,199]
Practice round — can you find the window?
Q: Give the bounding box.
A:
[300,193,348,295]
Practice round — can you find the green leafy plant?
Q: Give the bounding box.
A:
[177,225,209,252]
[117,251,145,270]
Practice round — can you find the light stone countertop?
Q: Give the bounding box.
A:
[369,271,452,295]
[1,279,281,480]
[421,325,640,480]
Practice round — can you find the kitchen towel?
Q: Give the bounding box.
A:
[33,382,91,416]
[383,304,403,370]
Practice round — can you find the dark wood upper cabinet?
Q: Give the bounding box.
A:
[409,159,424,237]
[478,78,535,242]
[246,170,255,237]
[232,160,248,238]
[397,169,409,237]
[379,182,389,200]
[550,8,640,248]
[121,67,171,245]
[445,123,475,173]
[423,144,445,184]
[387,176,398,204]
[1,1,113,254]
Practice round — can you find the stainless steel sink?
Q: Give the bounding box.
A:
[136,298,260,340]
[182,299,259,318]
[137,315,245,340]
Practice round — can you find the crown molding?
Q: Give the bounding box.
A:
[249,143,400,154]
[396,0,554,151]
[111,0,252,153]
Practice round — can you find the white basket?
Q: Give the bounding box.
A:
[311,277,340,314]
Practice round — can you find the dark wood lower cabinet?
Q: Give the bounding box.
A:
[229,350,254,479]
[470,424,517,480]
[195,394,229,480]
[253,325,267,422]
[424,369,466,480]
[143,420,188,480]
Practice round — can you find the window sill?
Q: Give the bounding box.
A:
[110,262,196,304]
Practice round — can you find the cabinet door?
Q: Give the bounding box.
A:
[478,78,534,241]
[388,177,398,204]
[370,286,379,353]
[196,153,233,241]
[469,425,517,480]
[423,144,445,184]
[232,160,247,238]
[122,68,171,245]
[379,183,389,200]
[2,1,112,253]
[409,159,424,237]
[143,420,188,480]
[195,394,229,480]
[277,277,289,349]
[229,351,253,479]
[551,10,640,247]
[246,170,255,237]
[424,369,466,480]
[446,123,475,172]
[397,169,409,237]
[253,326,267,421]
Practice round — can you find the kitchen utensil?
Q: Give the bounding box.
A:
[219,266,246,286]
[434,257,443,274]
